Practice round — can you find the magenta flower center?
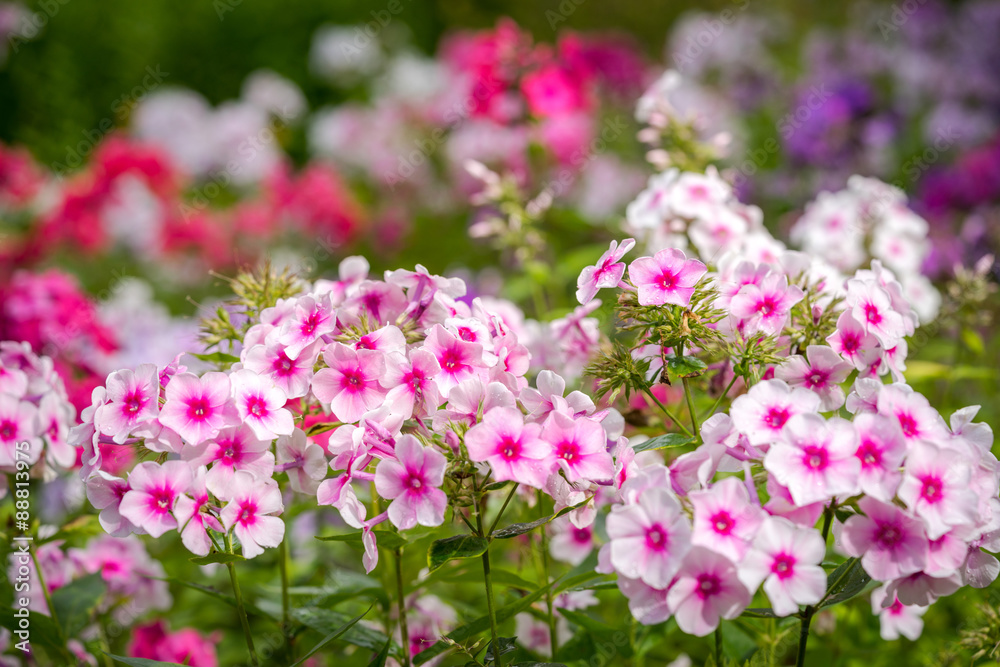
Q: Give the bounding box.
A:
[0,420,16,441]
[864,303,882,325]
[341,370,364,390]
[186,397,211,420]
[556,441,579,463]
[920,476,943,503]
[457,327,475,342]
[802,445,829,470]
[149,487,174,512]
[499,436,521,460]
[710,511,734,535]
[405,474,424,490]
[441,349,461,371]
[805,370,827,388]
[759,297,777,316]
[857,440,881,467]
[897,413,918,438]
[696,573,721,599]
[645,524,669,551]
[572,527,591,544]
[237,501,258,526]
[763,407,790,429]
[876,523,902,547]
[841,333,860,353]
[300,312,319,335]
[247,396,268,417]
[124,391,145,415]
[657,271,678,290]
[273,353,294,375]
[771,553,796,580]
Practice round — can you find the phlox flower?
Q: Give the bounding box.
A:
[118,461,193,538]
[840,497,928,581]
[628,248,707,308]
[606,487,691,589]
[312,343,387,424]
[775,345,853,411]
[666,546,752,636]
[852,413,906,502]
[827,312,880,371]
[0,393,40,468]
[948,405,993,454]
[230,369,294,440]
[729,273,804,337]
[670,171,732,219]
[540,411,614,483]
[277,294,336,359]
[763,476,826,528]
[465,407,551,488]
[353,324,407,355]
[86,471,137,537]
[37,392,76,469]
[883,571,961,607]
[174,467,224,557]
[275,428,327,495]
[95,363,159,444]
[897,441,978,539]
[420,324,490,395]
[519,370,594,420]
[381,348,442,419]
[689,477,764,562]
[576,238,635,305]
[183,425,274,501]
[846,278,906,349]
[730,379,820,447]
[876,384,949,447]
[374,435,447,530]
[617,575,672,625]
[242,340,319,399]
[548,515,594,566]
[158,372,238,446]
[764,414,860,506]
[739,517,827,616]
[220,472,285,559]
[870,585,926,641]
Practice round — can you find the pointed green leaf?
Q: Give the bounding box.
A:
[820,558,872,609]
[739,608,781,619]
[189,551,246,565]
[51,572,106,637]
[427,535,489,571]
[107,656,188,666]
[190,351,241,366]
[292,607,398,657]
[317,530,408,550]
[665,355,707,378]
[368,638,392,666]
[631,433,694,453]
[292,605,371,666]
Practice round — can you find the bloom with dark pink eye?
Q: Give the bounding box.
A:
[764,407,790,429]
[801,446,829,471]
[919,476,943,503]
[710,512,734,536]
[770,553,796,580]
[645,524,669,551]
[856,440,881,467]
[695,573,721,599]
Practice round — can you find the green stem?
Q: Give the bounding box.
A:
[394,548,411,667]
[537,490,557,660]
[640,386,693,438]
[715,626,722,665]
[681,377,700,441]
[702,374,738,421]
[30,547,62,642]
[225,534,259,667]
[487,483,520,536]
[796,502,836,667]
[279,536,294,659]
[473,477,503,667]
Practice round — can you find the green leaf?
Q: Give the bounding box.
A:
[820,558,872,609]
[483,480,513,492]
[739,608,781,619]
[190,351,240,366]
[368,638,392,666]
[51,572,106,637]
[0,607,72,661]
[189,551,246,565]
[292,607,398,657]
[427,535,489,571]
[107,656,189,666]
[665,355,707,378]
[317,530,408,551]
[413,581,554,664]
[292,606,371,666]
[306,421,342,436]
[631,433,695,453]
[484,636,518,663]
[719,620,757,662]
[961,327,985,356]
[557,609,632,659]
[161,577,276,621]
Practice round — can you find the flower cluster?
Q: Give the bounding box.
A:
[0,341,77,479]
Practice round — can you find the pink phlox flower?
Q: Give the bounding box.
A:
[689,477,765,562]
[762,476,826,527]
[739,516,827,616]
[688,205,749,259]
[883,571,962,607]
[775,345,853,410]
[666,546,752,636]
[312,343,387,424]
[897,441,978,539]
[432,378,515,430]
[158,372,238,446]
[118,461,193,538]
[95,363,159,444]
[576,238,636,305]
[870,585,926,640]
[381,349,443,419]
[231,369,294,441]
[828,311,882,371]
[628,247,707,308]
[541,411,614,483]
[313,255,370,304]
[71,386,106,477]
[846,278,906,349]
[219,471,285,559]
[353,324,407,356]
[357,405,405,460]
[616,575,671,625]
[852,412,906,502]
[949,405,994,455]
[764,413,860,506]
[275,428,328,494]
[875,383,949,447]
[730,379,821,447]
[420,324,491,395]
[544,472,597,529]
[840,497,929,580]
[845,377,882,414]
[548,515,594,566]
[0,392,40,468]
[174,467,224,557]
[713,259,771,309]
[277,293,336,359]
[183,425,275,501]
[242,339,319,399]
[37,391,76,469]
[729,273,804,337]
[465,406,552,488]
[374,435,447,530]
[519,369,594,420]
[340,280,408,328]
[86,471,139,537]
[606,486,691,589]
